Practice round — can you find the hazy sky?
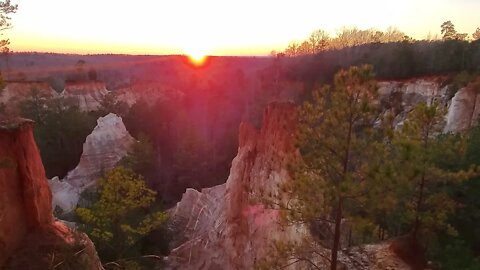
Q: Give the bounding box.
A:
[6,0,480,55]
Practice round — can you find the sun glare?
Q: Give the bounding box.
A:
[188,52,207,66]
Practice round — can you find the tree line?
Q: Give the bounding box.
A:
[279,21,480,57]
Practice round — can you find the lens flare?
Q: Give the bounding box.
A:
[188,52,207,66]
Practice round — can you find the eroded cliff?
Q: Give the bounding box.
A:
[445,79,480,132]
[0,81,58,115]
[167,102,303,269]
[61,81,109,111]
[0,119,52,266]
[50,113,134,213]
[0,118,102,269]
[379,77,480,132]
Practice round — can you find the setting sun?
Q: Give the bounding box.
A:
[187,52,208,66]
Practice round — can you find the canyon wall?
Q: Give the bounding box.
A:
[50,113,134,213]
[0,118,102,269]
[0,81,58,115]
[167,102,306,269]
[378,78,480,132]
[0,119,53,266]
[378,79,447,106]
[61,81,109,111]
[445,79,480,132]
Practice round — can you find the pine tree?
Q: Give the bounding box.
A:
[441,21,458,41]
[274,65,391,269]
[76,167,167,264]
[392,102,474,246]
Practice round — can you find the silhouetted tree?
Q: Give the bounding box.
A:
[440,21,467,41]
[441,21,458,40]
[0,1,17,50]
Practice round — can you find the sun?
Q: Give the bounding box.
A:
[187,52,207,66]
[184,45,209,66]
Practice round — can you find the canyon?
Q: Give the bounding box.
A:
[1,75,479,269]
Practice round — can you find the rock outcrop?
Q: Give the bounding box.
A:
[378,78,449,127]
[0,118,102,269]
[379,77,480,132]
[339,242,411,270]
[0,81,58,115]
[0,118,53,266]
[378,79,448,106]
[167,102,306,269]
[445,79,480,132]
[50,113,134,212]
[61,81,109,111]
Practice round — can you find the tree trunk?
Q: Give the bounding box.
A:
[330,198,343,270]
[413,171,426,241]
[414,127,430,241]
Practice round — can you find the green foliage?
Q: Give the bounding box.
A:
[429,240,480,270]
[19,92,97,178]
[269,65,392,269]
[120,133,155,175]
[123,96,236,203]
[262,67,479,269]
[426,126,480,268]
[99,92,130,117]
[76,167,167,267]
[285,37,480,86]
[390,102,475,247]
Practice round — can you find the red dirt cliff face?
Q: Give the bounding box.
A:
[167,102,302,269]
[0,119,53,266]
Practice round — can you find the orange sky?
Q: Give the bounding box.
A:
[6,0,480,56]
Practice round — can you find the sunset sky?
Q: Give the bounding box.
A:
[6,0,480,56]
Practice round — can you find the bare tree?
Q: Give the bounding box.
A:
[0,1,18,49]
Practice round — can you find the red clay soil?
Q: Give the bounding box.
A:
[390,235,427,270]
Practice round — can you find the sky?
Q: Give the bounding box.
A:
[5,0,480,56]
